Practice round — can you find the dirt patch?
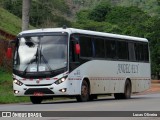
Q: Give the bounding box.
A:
[137,83,160,95]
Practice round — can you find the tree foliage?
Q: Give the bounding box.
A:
[72,2,160,78]
[0,0,71,27]
[88,2,111,22]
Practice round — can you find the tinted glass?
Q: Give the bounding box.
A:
[93,38,105,58]
[79,36,93,57]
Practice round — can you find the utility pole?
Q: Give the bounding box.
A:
[22,0,31,31]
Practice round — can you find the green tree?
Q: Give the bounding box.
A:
[106,6,150,37]
[73,2,160,78]
[145,17,160,78]
[88,2,111,22]
[0,0,71,27]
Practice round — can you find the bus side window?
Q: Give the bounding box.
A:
[70,40,79,62]
[105,40,116,59]
[128,42,136,61]
[117,41,129,60]
[135,42,149,62]
[93,38,105,58]
[144,43,149,62]
[69,37,80,72]
[79,36,93,58]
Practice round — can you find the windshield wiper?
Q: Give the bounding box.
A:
[23,48,38,75]
[39,45,53,73]
[23,46,53,75]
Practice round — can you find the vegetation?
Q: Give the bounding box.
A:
[0,7,22,35]
[72,1,160,78]
[0,0,71,28]
[0,70,29,103]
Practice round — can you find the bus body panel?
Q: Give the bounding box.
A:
[70,60,150,94]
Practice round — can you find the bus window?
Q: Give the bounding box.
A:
[105,40,116,59]
[135,43,143,61]
[135,43,149,62]
[69,37,80,72]
[144,43,149,62]
[117,41,129,60]
[79,36,93,58]
[128,42,136,61]
[69,40,79,62]
[93,38,105,58]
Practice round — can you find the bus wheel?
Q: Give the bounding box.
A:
[123,80,131,99]
[30,96,43,104]
[114,80,131,99]
[76,80,89,102]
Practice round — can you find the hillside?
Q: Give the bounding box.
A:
[67,0,160,17]
[0,0,159,30]
[0,7,22,36]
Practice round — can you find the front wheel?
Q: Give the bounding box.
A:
[76,80,90,102]
[30,96,43,104]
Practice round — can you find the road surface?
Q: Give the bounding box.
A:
[0,92,160,120]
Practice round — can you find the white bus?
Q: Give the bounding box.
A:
[7,27,151,104]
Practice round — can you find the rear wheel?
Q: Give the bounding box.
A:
[114,80,131,99]
[30,96,43,104]
[76,80,89,102]
[123,80,131,99]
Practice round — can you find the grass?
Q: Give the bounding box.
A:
[0,7,34,36]
[0,70,29,104]
[0,69,70,104]
[0,7,22,35]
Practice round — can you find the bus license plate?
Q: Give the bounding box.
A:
[33,92,44,96]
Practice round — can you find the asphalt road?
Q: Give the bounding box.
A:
[0,93,160,120]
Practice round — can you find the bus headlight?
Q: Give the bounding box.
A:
[13,80,23,86]
[54,77,66,85]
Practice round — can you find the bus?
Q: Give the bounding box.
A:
[7,27,151,104]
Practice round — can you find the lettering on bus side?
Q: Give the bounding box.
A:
[117,64,139,74]
[74,70,81,76]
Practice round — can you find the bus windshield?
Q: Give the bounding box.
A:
[13,33,68,74]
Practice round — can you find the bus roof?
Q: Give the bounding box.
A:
[19,28,148,42]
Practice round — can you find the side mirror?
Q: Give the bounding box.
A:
[6,47,12,59]
[6,40,16,59]
[75,44,80,55]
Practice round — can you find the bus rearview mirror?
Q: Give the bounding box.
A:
[6,47,12,59]
[75,44,80,55]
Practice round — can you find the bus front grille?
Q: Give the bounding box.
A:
[25,84,52,86]
[24,88,54,95]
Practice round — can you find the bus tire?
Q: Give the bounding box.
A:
[30,96,43,104]
[114,80,131,99]
[123,80,131,99]
[76,80,89,102]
